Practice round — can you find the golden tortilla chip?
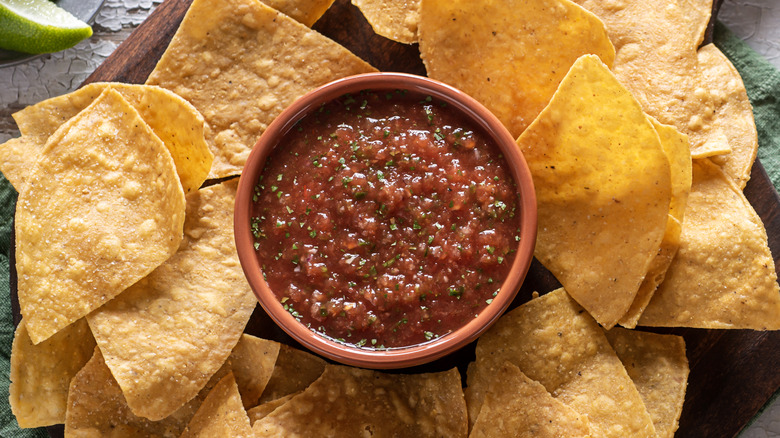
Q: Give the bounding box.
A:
[86,180,257,421]
[619,216,682,329]
[229,334,281,409]
[263,0,335,26]
[352,0,420,44]
[9,319,95,428]
[257,343,326,404]
[146,0,377,179]
[677,0,714,47]
[639,159,780,329]
[418,0,615,138]
[180,373,253,438]
[469,362,592,438]
[65,348,230,437]
[16,88,186,345]
[0,136,36,191]
[516,55,671,328]
[697,44,758,189]
[605,328,688,438]
[467,288,655,438]
[2,83,212,194]
[253,365,467,437]
[570,0,749,178]
[620,118,692,328]
[246,393,297,425]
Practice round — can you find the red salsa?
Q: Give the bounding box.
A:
[252,89,521,349]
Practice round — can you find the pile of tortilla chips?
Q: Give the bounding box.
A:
[2,0,779,435]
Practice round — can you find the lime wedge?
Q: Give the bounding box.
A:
[0,0,93,54]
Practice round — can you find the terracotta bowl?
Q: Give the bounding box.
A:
[235,72,537,369]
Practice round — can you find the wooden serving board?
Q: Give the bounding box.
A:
[35,0,780,436]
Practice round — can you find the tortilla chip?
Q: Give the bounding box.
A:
[620,118,692,328]
[16,88,186,345]
[352,0,419,44]
[146,0,377,179]
[677,0,714,47]
[4,83,212,194]
[639,159,780,329]
[65,348,230,437]
[418,0,614,138]
[516,55,671,328]
[619,216,682,329]
[469,362,592,438]
[605,328,688,438]
[179,373,253,438]
[253,365,467,437]
[86,180,257,421]
[9,319,95,428]
[467,288,655,438]
[570,0,746,175]
[0,136,36,191]
[229,334,281,409]
[257,343,326,404]
[263,0,335,26]
[697,44,758,189]
[246,393,297,425]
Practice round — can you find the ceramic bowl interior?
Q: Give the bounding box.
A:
[235,72,537,369]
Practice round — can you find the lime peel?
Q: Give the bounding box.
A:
[0,0,93,54]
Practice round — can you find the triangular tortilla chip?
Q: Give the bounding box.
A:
[65,348,230,437]
[257,343,326,404]
[246,393,297,425]
[698,44,758,189]
[467,288,656,438]
[9,319,95,428]
[229,334,281,409]
[516,55,671,328]
[2,83,212,194]
[253,365,467,437]
[620,118,692,327]
[352,0,420,44]
[263,0,335,26]
[86,180,257,420]
[470,362,592,437]
[146,0,377,178]
[419,0,614,137]
[16,88,186,344]
[605,328,688,438]
[179,373,253,438]
[639,159,780,329]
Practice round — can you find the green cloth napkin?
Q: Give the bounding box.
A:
[715,21,780,190]
[0,21,779,437]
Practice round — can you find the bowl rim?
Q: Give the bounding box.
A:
[235,72,537,369]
